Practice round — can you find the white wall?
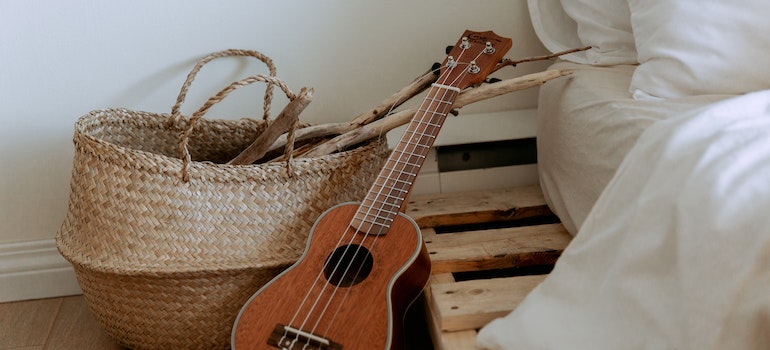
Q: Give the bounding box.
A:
[0,0,548,245]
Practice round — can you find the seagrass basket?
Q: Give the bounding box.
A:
[56,50,389,349]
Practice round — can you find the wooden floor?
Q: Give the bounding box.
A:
[0,294,432,350]
[0,295,125,350]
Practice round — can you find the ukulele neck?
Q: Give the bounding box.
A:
[351,83,460,235]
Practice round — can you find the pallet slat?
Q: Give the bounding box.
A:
[423,223,571,274]
[429,274,547,332]
[406,186,573,350]
[406,185,553,228]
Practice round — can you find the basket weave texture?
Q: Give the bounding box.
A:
[56,50,388,349]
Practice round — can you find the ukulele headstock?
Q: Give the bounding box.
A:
[437,30,512,90]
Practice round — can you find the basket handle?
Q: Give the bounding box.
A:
[178,75,298,182]
[170,49,278,125]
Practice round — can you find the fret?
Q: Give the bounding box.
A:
[375,176,413,187]
[425,96,454,105]
[415,120,441,131]
[361,191,402,202]
[387,155,424,167]
[353,84,461,235]
[369,181,410,193]
[414,119,444,128]
[354,213,395,225]
[398,140,432,151]
[392,152,426,159]
[358,199,401,212]
[415,108,450,117]
[359,202,401,215]
[402,129,436,140]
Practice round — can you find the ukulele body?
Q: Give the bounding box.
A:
[232,202,431,350]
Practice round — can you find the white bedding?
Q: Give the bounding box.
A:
[478,89,770,349]
[537,61,732,235]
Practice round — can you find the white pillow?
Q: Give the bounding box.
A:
[526,0,586,64]
[629,0,770,99]
[559,0,637,65]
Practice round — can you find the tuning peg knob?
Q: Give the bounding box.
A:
[484,42,496,54]
[430,62,442,75]
[460,37,471,49]
[468,61,480,74]
[445,45,454,54]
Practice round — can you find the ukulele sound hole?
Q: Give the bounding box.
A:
[323,244,374,287]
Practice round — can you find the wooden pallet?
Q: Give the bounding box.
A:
[405,185,573,350]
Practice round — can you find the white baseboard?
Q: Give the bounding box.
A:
[0,239,81,303]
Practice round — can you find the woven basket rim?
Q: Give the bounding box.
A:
[73,108,384,183]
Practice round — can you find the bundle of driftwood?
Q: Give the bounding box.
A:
[227,47,587,166]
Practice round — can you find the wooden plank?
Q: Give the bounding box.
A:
[45,295,125,349]
[427,223,570,274]
[430,274,546,332]
[0,297,62,349]
[424,270,453,348]
[406,185,553,228]
[436,330,479,350]
[426,283,480,350]
[416,186,569,348]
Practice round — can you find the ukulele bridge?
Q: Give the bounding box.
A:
[268,323,343,350]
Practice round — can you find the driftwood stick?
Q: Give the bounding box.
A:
[228,87,313,165]
[349,70,437,126]
[253,62,575,157]
[494,46,591,73]
[268,137,329,162]
[303,109,415,158]
[264,122,350,154]
[302,69,572,158]
[454,69,573,108]
[261,71,436,154]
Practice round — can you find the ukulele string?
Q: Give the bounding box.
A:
[277,224,359,347]
[319,82,457,338]
[313,48,483,338]
[282,44,482,347]
[302,63,451,339]
[276,62,433,346]
[281,61,438,340]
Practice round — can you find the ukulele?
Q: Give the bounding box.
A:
[231,30,512,350]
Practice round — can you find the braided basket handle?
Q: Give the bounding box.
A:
[170,49,278,125]
[172,49,300,182]
[178,75,297,181]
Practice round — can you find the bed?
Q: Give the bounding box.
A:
[476,1,770,349]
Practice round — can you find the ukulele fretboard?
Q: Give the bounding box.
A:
[350,84,460,235]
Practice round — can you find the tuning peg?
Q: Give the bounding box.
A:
[445,45,454,54]
[459,37,471,49]
[468,61,480,74]
[430,62,442,75]
[485,77,502,84]
[484,42,496,54]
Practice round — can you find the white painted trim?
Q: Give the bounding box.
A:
[0,239,81,302]
[439,164,540,193]
[387,108,538,149]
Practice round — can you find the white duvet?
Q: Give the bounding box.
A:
[478,90,770,349]
[536,61,732,235]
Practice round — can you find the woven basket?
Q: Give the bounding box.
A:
[56,50,388,349]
